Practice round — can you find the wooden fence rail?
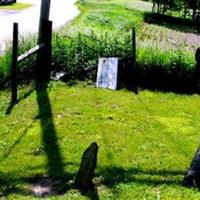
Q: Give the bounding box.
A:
[17,43,45,63]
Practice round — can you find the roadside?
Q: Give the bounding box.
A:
[0,0,79,53]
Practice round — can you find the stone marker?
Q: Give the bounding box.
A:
[96,57,118,90]
[74,142,98,189]
[184,147,200,187]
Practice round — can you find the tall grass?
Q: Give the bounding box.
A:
[52,31,196,83]
[52,31,132,80]
[137,46,195,77]
[0,30,196,88]
[0,34,37,88]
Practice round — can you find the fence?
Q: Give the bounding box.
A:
[11,20,52,103]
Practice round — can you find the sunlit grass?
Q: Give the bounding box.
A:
[0,81,200,199]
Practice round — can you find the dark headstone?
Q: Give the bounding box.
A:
[96,58,118,90]
[74,142,98,189]
[184,147,200,187]
[195,48,200,77]
[195,48,200,64]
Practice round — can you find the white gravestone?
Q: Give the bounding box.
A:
[96,58,118,90]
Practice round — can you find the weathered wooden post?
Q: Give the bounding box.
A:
[11,22,18,103]
[36,0,52,81]
[130,27,138,94]
[195,47,200,77]
[38,0,51,41]
[36,20,52,81]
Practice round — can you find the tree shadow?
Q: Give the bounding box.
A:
[0,171,30,198]
[117,57,199,95]
[2,79,71,196]
[0,164,186,198]
[34,80,100,199]
[143,12,199,34]
[138,72,200,95]
[0,169,99,199]
[0,171,74,198]
[97,166,185,188]
[79,187,99,200]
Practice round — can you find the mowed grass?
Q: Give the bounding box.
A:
[66,0,200,53]
[0,3,32,10]
[64,0,144,34]
[1,81,200,199]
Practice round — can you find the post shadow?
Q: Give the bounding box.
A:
[5,89,35,115]
[35,79,65,180]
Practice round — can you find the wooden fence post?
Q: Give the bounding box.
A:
[11,22,18,103]
[132,27,138,94]
[36,20,52,81]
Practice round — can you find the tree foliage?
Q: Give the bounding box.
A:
[151,0,200,22]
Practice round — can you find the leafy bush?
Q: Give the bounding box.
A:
[0,30,196,90]
[52,31,132,81]
[137,46,195,77]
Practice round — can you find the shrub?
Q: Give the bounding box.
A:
[0,30,196,90]
[52,31,132,81]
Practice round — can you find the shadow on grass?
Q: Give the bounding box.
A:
[0,165,185,198]
[0,171,100,199]
[34,80,100,199]
[0,120,36,162]
[35,80,66,179]
[143,12,198,33]
[79,187,99,200]
[5,87,35,115]
[1,78,72,197]
[98,166,185,187]
[138,73,200,95]
[1,79,100,199]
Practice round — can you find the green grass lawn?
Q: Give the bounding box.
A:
[0,3,32,10]
[1,1,200,198]
[1,81,200,199]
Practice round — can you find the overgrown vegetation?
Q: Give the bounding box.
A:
[0,0,198,90]
[151,0,200,22]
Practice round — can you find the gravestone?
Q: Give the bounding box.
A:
[184,147,200,187]
[74,142,98,189]
[96,57,118,90]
